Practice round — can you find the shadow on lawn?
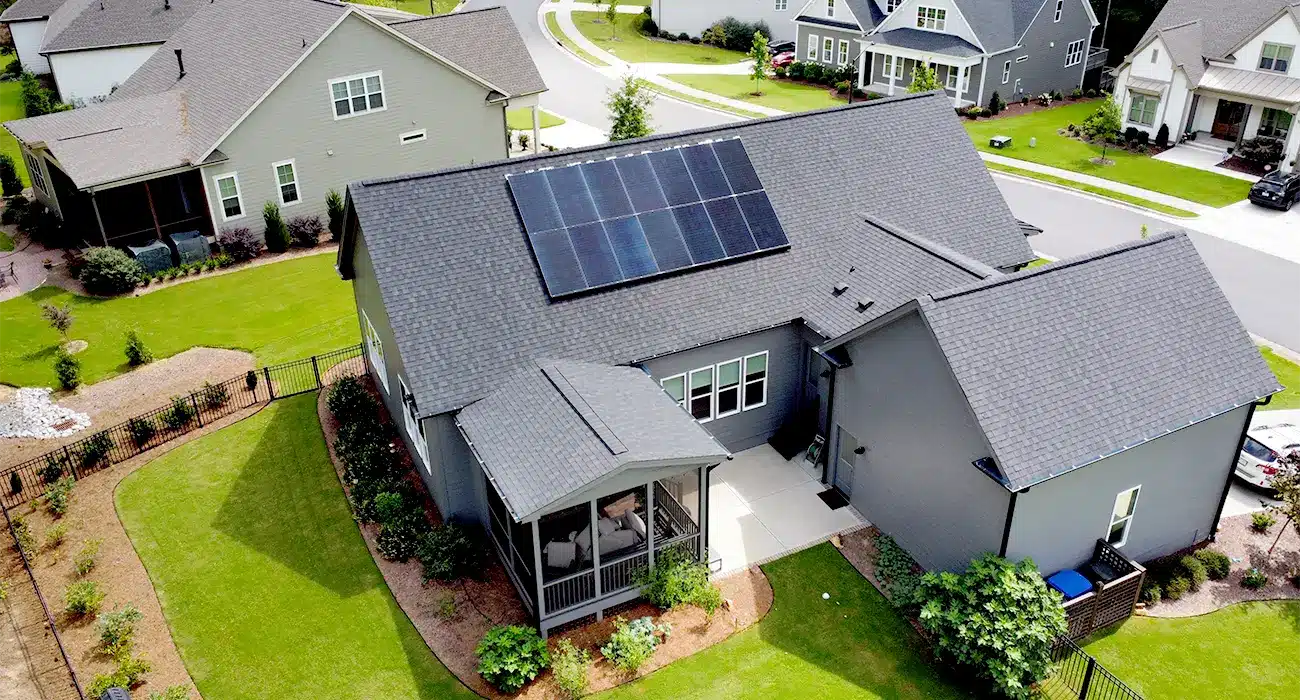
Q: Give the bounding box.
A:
[211,395,377,599]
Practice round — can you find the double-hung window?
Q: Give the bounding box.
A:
[661,374,687,409]
[1259,107,1293,139]
[1128,92,1159,126]
[1065,39,1085,68]
[882,54,902,80]
[945,66,958,90]
[807,34,820,60]
[213,172,244,220]
[838,40,850,66]
[826,0,834,18]
[330,71,385,119]
[272,159,300,206]
[774,0,787,10]
[743,352,768,410]
[399,378,429,469]
[715,359,742,418]
[1053,0,1063,22]
[1107,485,1141,547]
[688,367,715,422]
[822,37,834,62]
[1002,60,1011,84]
[23,152,47,193]
[916,7,946,31]
[1260,43,1293,73]
[362,310,389,392]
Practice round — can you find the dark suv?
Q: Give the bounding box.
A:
[1248,171,1300,211]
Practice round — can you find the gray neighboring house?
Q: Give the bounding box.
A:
[337,91,1279,634]
[2,0,545,250]
[652,0,802,42]
[793,0,1104,107]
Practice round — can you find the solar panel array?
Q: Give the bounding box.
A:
[506,138,790,298]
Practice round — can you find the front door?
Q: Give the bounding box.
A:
[834,427,858,497]
[1212,100,1248,142]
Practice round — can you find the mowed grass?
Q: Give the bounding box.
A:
[0,253,357,388]
[548,12,609,67]
[573,12,746,64]
[116,394,477,700]
[1262,347,1300,410]
[0,80,30,186]
[663,75,846,113]
[1082,602,1300,699]
[984,161,1199,217]
[506,107,566,130]
[599,544,974,699]
[347,0,458,16]
[965,101,1253,207]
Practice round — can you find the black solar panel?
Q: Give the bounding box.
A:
[507,138,790,299]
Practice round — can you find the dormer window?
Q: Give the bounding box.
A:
[916,7,946,32]
[1260,43,1293,73]
[886,0,902,12]
[827,0,835,18]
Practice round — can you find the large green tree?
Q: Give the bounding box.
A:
[1091,0,1168,60]
[606,74,654,142]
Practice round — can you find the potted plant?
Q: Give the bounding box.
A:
[42,257,53,269]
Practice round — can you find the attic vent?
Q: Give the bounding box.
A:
[832,282,849,296]
[855,298,874,312]
[164,0,170,9]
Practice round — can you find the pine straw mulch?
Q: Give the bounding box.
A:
[316,372,773,699]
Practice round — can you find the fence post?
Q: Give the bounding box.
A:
[311,355,322,389]
[192,394,203,427]
[264,366,275,401]
[62,445,76,480]
[1079,655,1096,699]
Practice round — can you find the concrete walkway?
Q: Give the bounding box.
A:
[1154,144,1260,182]
[980,152,1213,216]
[0,228,53,302]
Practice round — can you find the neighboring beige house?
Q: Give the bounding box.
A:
[2,0,545,248]
[1112,0,1300,170]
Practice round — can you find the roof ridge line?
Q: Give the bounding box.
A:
[858,212,1000,281]
[388,5,503,23]
[353,91,942,190]
[928,231,1182,303]
[540,360,628,456]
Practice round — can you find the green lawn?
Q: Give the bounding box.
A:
[984,161,1199,218]
[600,544,973,699]
[346,0,458,16]
[116,394,475,699]
[662,75,846,113]
[548,12,609,67]
[0,230,13,252]
[506,108,566,130]
[0,81,30,186]
[1262,347,1300,410]
[573,13,745,64]
[1082,602,1300,699]
[965,101,1253,208]
[0,253,356,388]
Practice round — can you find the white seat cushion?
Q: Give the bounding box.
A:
[597,517,620,537]
[624,510,647,540]
[545,540,576,569]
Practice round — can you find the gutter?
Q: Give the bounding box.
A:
[812,345,851,484]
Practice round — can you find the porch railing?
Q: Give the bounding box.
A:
[1086,46,1109,71]
[540,531,704,617]
[653,480,699,540]
[543,568,596,615]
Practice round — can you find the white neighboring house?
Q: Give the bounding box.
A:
[1112,0,1300,171]
[652,0,801,42]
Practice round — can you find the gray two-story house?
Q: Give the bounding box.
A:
[337,91,1279,635]
[794,0,1103,106]
[3,0,545,249]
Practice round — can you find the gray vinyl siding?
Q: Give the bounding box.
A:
[638,324,802,453]
[1002,0,1095,100]
[796,23,861,67]
[833,311,1009,572]
[1006,404,1251,575]
[200,13,507,238]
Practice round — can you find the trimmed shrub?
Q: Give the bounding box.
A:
[11,514,37,559]
[78,431,113,469]
[787,61,804,79]
[1242,568,1268,590]
[287,215,323,248]
[149,687,192,700]
[1238,137,1285,167]
[635,546,722,614]
[0,153,22,196]
[80,247,143,295]
[326,189,345,241]
[44,521,68,549]
[54,347,80,389]
[988,91,1005,115]
[1194,549,1231,580]
[873,533,923,609]
[640,16,659,36]
[1156,123,1170,148]
[377,519,428,562]
[552,639,592,699]
[41,455,65,483]
[8,471,20,496]
[42,476,75,517]
[1251,511,1275,533]
[1141,579,1162,605]
[87,653,153,695]
[1164,576,1190,600]
[127,417,157,448]
[417,522,486,582]
[200,381,230,410]
[1178,555,1208,591]
[96,603,143,655]
[218,226,261,262]
[600,616,670,673]
[327,376,378,423]
[476,625,550,693]
[1,194,29,225]
[677,32,689,41]
[161,395,196,430]
[714,16,772,52]
[262,201,289,253]
[75,538,102,576]
[65,580,105,616]
[124,329,153,366]
[916,554,1065,699]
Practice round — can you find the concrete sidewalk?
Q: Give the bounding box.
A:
[980,152,1213,216]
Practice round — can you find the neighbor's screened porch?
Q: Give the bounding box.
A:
[484,466,706,625]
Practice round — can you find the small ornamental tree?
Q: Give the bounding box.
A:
[325,189,345,241]
[605,0,620,38]
[907,62,942,93]
[124,329,153,366]
[262,201,289,253]
[0,153,23,196]
[606,74,655,142]
[916,553,1066,699]
[1081,96,1123,163]
[41,302,73,342]
[1265,449,1300,556]
[748,30,772,95]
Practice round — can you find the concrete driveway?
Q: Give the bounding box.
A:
[1221,408,1297,518]
[708,444,866,575]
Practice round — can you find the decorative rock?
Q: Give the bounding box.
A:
[822,592,830,600]
[0,387,91,439]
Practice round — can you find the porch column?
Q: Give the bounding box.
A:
[531,105,541,155]
[90,192,109,246]
[856,45,868,90]
[646,480,655,570]
[589,500,602,617]
[531,519,545,622]
[698,465,708,563]
[143,179,163,240]
[952,65,966,108]
[886,53,897,96]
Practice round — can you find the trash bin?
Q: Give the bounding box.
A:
[168,230,211,265]
[127,240,174,274]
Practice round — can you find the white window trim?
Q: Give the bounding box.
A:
[822,37,834,62]
[807,34,820,60]
[24,151,47,194]
[826,0,835,18]
[661,373,687,409]
[1107,485,1141,547]
[882,54,902,79]
[886,0,902,12]
[774,0,787,10]
[212,171,245,222]
[399,377,429,470]
[1065,39,1085,68]
[362,309,389,393]
[1001,60,1011,84]
[1150,48,1159,64]
[1015,55,1030,63]
[1128,92,1159,126]
[688,366,715,423]
[915,6,947,32]
[1260,43,1294,73]
[399,128,428,144]
[838,39,850,66]
[742,351,769,411]
[945,65,958,90]
[1053,0,1063,22]
[714,357,743,420]
[961,65,971,92]
[329,69,387,121]
[271,158,301,207]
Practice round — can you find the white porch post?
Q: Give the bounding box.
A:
[698,465,708,562]
[531,105,541,155]
[952,65,965,108]
[646,480,656,569]
[856,45,868,90]
[589,500,602,619]
[887,53,897,96]
[976,56,988,109]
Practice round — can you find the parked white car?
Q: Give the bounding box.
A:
[1236,422,1300,491]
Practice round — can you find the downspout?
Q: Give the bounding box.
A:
[976,55,988,108]
[998,488,1023,557]
[813,345,848,484]
[1209,397,1268,540]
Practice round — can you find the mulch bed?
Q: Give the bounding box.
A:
[316,371,774,698]
[1142,512,1300,618]
[973,96,1099,121]
[1217,156,1270,178]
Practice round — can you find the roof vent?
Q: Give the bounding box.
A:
[855,298,874,312]
[164,0,170,9]
[174,49,185,79]
[832,282,849,296]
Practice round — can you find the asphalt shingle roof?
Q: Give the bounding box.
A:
[1136,0,1298,63]
[391,7,546,98]
[39,0,206,53]
[457,360,728,520]
[0,0,70,22]
[345,92,1034,417]
[919,232,1282,491]
[871,27,983,57]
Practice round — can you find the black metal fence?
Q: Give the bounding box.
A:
[1044,635,1143,700]
[1,344,363,509]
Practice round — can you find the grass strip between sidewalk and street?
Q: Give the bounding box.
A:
[640,79,769,120]
[985,162,1199,218]
[663,74,848,113]
[1261,347,1300,410]
[546,12,610,68]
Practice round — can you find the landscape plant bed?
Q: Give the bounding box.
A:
[315,371,775,698]
[1217,155,1272,178]
[571,13,746,65]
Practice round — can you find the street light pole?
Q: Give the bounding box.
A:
[1099,0,1113,49]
